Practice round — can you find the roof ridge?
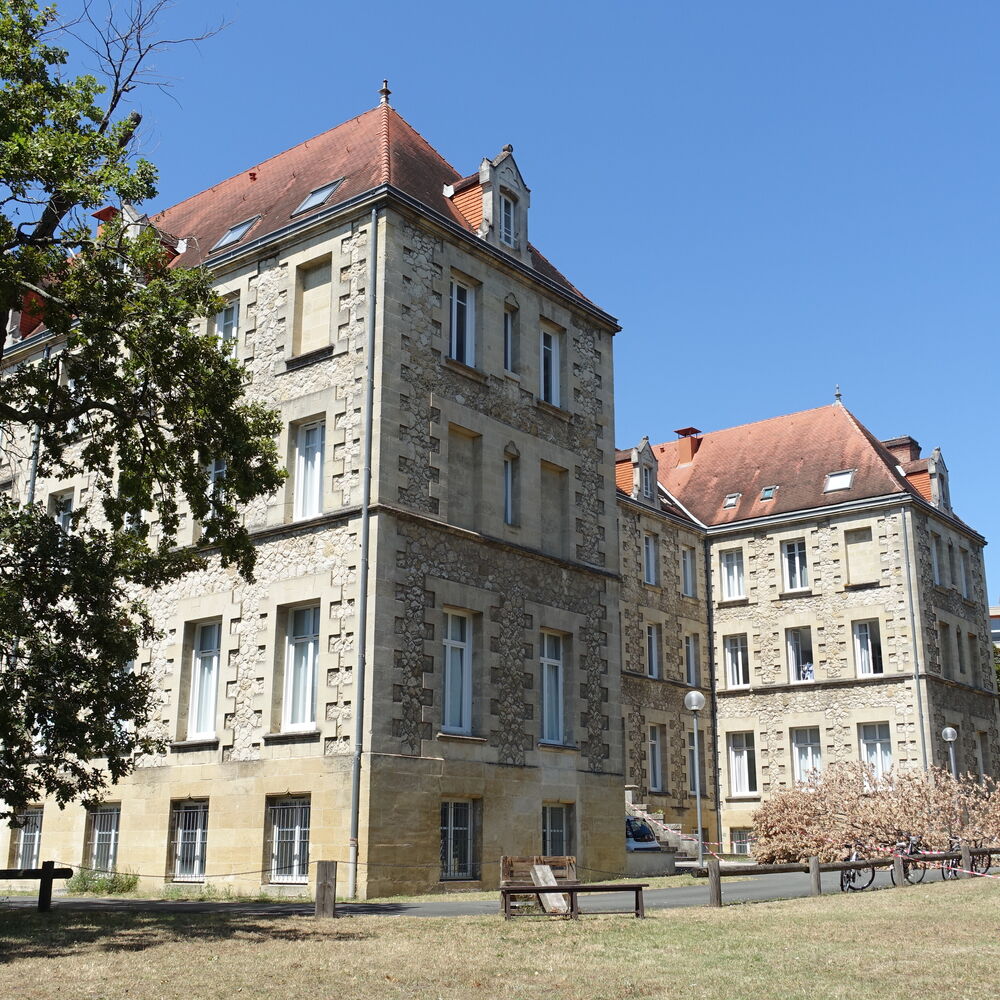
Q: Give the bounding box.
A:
[649,403,840,451]
[379,103,391,185]
[838,405,923,500]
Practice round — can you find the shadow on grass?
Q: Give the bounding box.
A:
[0,903,407,962]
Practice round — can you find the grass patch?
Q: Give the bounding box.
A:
[1,879,997,998]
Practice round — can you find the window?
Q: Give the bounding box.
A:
[728,732,758,795]
[170,801,209,881]
[542,804,571,856]
[680,545,697,596]
[724,634,750,688]
[956,628,966,674]
[959,549,971,598]
[939,622,953,677]
[442,611,472,734]
[947,542,958,590]
[641,465,655,499]
[449,280,475,366]
[687,731,706,795]
[440,800,479,879]
[730,828,752,855]
[975,732,989,784]
[852,620,883,676]
[643,534,659,586]
[499,194,516,246]
[502,307,517,372]
[787,626,814,682]
[216,297,239,359]
[648,725,664,792]
[540,632,564,744]
[722,493,740,509]
[792,727,822,781]
[11,808,42,869]
[684,634,701,686]
[967,633,978,677]
[266,797,310,883]
[824,469,854,492]
[294,257,332,356]
[284,605,319,731]
[930,533,944,585]
[292,179,343,215]
[207,458,227,514]
[844,527,878,586]
[781,538,809,591]
[188,621,221,739]
[646,624,661,679]
[859,723,892,779]
[760,486,777,501]
[50,490,73,532]
[540,329,560,406]
[85,805,121,873]
[503,456,518,526]
[720,549,744,600]
[294,420,325,520]
[211,216,259,252]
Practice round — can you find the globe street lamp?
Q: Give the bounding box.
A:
[684,689,707,868]
[942,726,959,780]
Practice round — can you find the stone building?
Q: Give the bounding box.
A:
[618,402,999,854]
[1,90,623,897]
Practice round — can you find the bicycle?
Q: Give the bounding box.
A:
[889,834,927,885]
[943,838,995,879]
[840,842,876,892]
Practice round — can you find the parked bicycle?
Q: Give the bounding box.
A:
[840,842,876,892]
[942,838,994,879]
[889,834,926,885]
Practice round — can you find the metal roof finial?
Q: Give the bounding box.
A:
[379,79,391,106]
[834,384,843,403]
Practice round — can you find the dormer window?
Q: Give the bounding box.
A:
[641,465,655,499]
[499,194,516,246]
[293,179,344,216]
[211,216,260,252]
[824,470,855,493]
[760,485,777,501]
[723,493,740,509]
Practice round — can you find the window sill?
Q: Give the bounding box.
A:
[726,795,761,803]
[716,597,749,608]
[283,343,336,371]
[436,731,488,743]
[502,369,520,382]
[170,738,219,753]
[536,399,571,422]
[263,729,322,745]
[778,590,813,600]
[439,876,482,884]
[537,741,579,752]
[726,684,751,692]
[844,582,880,592]
[443,356,488,384]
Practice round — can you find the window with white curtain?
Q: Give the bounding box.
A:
[442,611,472,734]
[216,297,239,359]
[787,626,814,682]
[724,634,750,688]
[188,621,221,739]
[859,723,892,779]
[852,620,883,675]
[781,539,809,591]
[284,605,319,731]
[720,549,745,600]
[540,631,564,744]
[684,634,700,686]
[647,725,664,792]
[643,534,659,585]
[540,329,560,406]
[728,732,757,795]
[294,420,325,520]
[646,623,661,679]
[681,546,697,596]
[499,194,516,246]
[449,280,475,366]
[792,727,822,781]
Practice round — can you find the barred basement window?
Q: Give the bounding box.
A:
[11,808,42,869]
[85,805,121,872]
[266,798,311,884]
[170,801,209,881]
[440,800,479,880]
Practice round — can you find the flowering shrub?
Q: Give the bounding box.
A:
[751,763,1000,863]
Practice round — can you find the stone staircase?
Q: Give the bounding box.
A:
[625,789,698,859]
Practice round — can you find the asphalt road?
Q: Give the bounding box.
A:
[2,868,907,919]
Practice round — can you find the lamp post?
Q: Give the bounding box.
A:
[942,726,959,780]
[684,689,707,868]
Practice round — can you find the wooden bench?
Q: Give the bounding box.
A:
[499,882,649,919]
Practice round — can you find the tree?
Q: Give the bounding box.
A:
[0,1,284,819]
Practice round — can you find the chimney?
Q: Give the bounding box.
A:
[881,436,921,464]
[675,427,702,465]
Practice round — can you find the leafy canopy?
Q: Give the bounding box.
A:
[0,1,284,818]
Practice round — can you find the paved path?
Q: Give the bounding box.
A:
[3,869,905,919]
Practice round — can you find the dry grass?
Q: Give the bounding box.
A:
[1,880,997,999]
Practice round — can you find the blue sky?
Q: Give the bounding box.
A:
[65,1,999,596]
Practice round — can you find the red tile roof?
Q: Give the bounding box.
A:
[646,404,919,527]
[149,102,590,301]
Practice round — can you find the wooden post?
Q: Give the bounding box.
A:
[892,855,905,887]
[808,856,822,896]
[707,858,722,908]
[37,861,54,913]
[315,860,337,919]
[960,845,973,880]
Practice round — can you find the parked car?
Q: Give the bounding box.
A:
[626,816,662,852]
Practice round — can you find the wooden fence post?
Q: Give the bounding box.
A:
[959,845,973,880]
[892,855,905,887]
[315,860,337,919]
[808,856,822,896]
[37,861,54,913]
[707,858,722,908]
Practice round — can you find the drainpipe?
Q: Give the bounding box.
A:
[702,536,724,852]
[346,207,379,899]
[900,505,930,771]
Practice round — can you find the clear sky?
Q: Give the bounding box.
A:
[63,0,1000,597]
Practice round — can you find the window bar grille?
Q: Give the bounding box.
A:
[88,807,120,872]
[267,800,310,883]
[171,803,208,881]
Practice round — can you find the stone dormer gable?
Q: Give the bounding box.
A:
[630,437,659,507]
[445,145,531,264]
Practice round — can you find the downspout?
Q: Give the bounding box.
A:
[346,207,379,899]
[702,536,724,852]
[900,505,930,771]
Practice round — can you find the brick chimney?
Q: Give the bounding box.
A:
[881,436,921,464]
[675,427,702,465]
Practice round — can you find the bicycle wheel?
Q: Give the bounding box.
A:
[855,864,875,890]
[904,860,926,885]
[941,859,959,881]
[839,868,853,893]
[971,851,991,875]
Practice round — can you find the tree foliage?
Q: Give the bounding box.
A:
[0,1,284,818]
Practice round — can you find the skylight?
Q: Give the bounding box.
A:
[293,179,344,216]
[760,485,777,501]
[824,470,855,493]
[722,493,741,509]
[211,216,260,252]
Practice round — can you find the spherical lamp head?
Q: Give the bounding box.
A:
[942,726,958,743]
[684,690,706,713]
